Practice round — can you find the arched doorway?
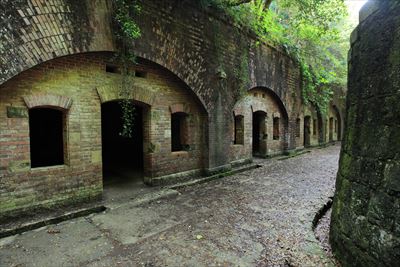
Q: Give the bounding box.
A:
[304,116,311,147]
[252,111,267,156]
[247,87,289,157]
[317,108,325,144]
[329,117,334,142]
[101,100,145,186]
[333,105,342,140]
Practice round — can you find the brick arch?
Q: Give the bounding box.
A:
[96,84,157,106]
[249,86,290,151]
[303,105,317,118]
[0,0,115,86]
[135,54,208,114]
[250,99,268,115]
[249,86,289,121]
[0,1,210,115]
[314,106,325,144]
[169,103,191,114]
[232,96,248,117]
[24,94,73,110]
[331,103,342,122]
[331,103,342,140]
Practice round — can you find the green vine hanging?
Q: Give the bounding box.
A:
[112,0,141,138]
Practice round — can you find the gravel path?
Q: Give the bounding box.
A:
[0,145,340,267]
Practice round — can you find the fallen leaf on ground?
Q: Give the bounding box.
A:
[47,229,60,234]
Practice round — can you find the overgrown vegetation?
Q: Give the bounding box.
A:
[199,0,351,113]
[112,0,141,138]
[112,0,352,122]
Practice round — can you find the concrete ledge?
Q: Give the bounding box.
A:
[205,164,232,176]
[278,150,311,161]
[106,189,180,210]
[0,206,106,239]
[231,158,252,168]
[145,169,203,186]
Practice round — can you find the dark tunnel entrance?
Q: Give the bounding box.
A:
[101,101,144,186]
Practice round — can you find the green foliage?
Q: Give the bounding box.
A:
[113,0,141,40]
[112,0,141,138]
[233,48,251,97]
[202,0,349,113]
[119,99,136,138]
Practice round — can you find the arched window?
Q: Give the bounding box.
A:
[234,115,244,145]
[273,117,280,140]
[171,112,189,152]
[296,118,301,137]
[29,108,65,168]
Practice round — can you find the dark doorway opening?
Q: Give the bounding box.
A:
[333,106,342,141]
[317,110,324,144]
[234,115,244,145]
[101,101,144,186]
[29,108,64,168]
[304,116,311,147]
[253,111,266,156]
[329,117,334,142]
[171,112,188,152]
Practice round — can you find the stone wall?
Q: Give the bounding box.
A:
[330,1,400,266]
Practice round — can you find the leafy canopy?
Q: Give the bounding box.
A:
[202,0,350,113]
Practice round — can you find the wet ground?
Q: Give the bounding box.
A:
[0,144,340,267]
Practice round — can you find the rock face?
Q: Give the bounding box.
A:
[330,1,400,266]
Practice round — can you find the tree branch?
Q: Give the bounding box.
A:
[226,0,273,11]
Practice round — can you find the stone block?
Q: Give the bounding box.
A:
[367,192,395,228]
[350,28,358,46]
[383,161,400,193]
[359,1,380,23]
[91,150,102,163]
[9,160,30,173]
[6,106,28,118]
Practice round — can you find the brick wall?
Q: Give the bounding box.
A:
[0,0,345,217]
[231,88,288,161]
[302,106,320,147]
[0,52,206,218]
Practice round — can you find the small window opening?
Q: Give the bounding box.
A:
[296,118,301,137]
[106,65,120,74]
[335,120,338,133]
[135,70,147,78]
[273,117,280,140]
[234,115,244,145]
[253,93,258,97]
[262,94,266,98]
[313,119,317,135]
[29,108,65,168]
[171,112,189,152]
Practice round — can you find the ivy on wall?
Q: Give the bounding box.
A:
[111,0,349,123]
[112,0,141,138]
[198,0,349,114]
